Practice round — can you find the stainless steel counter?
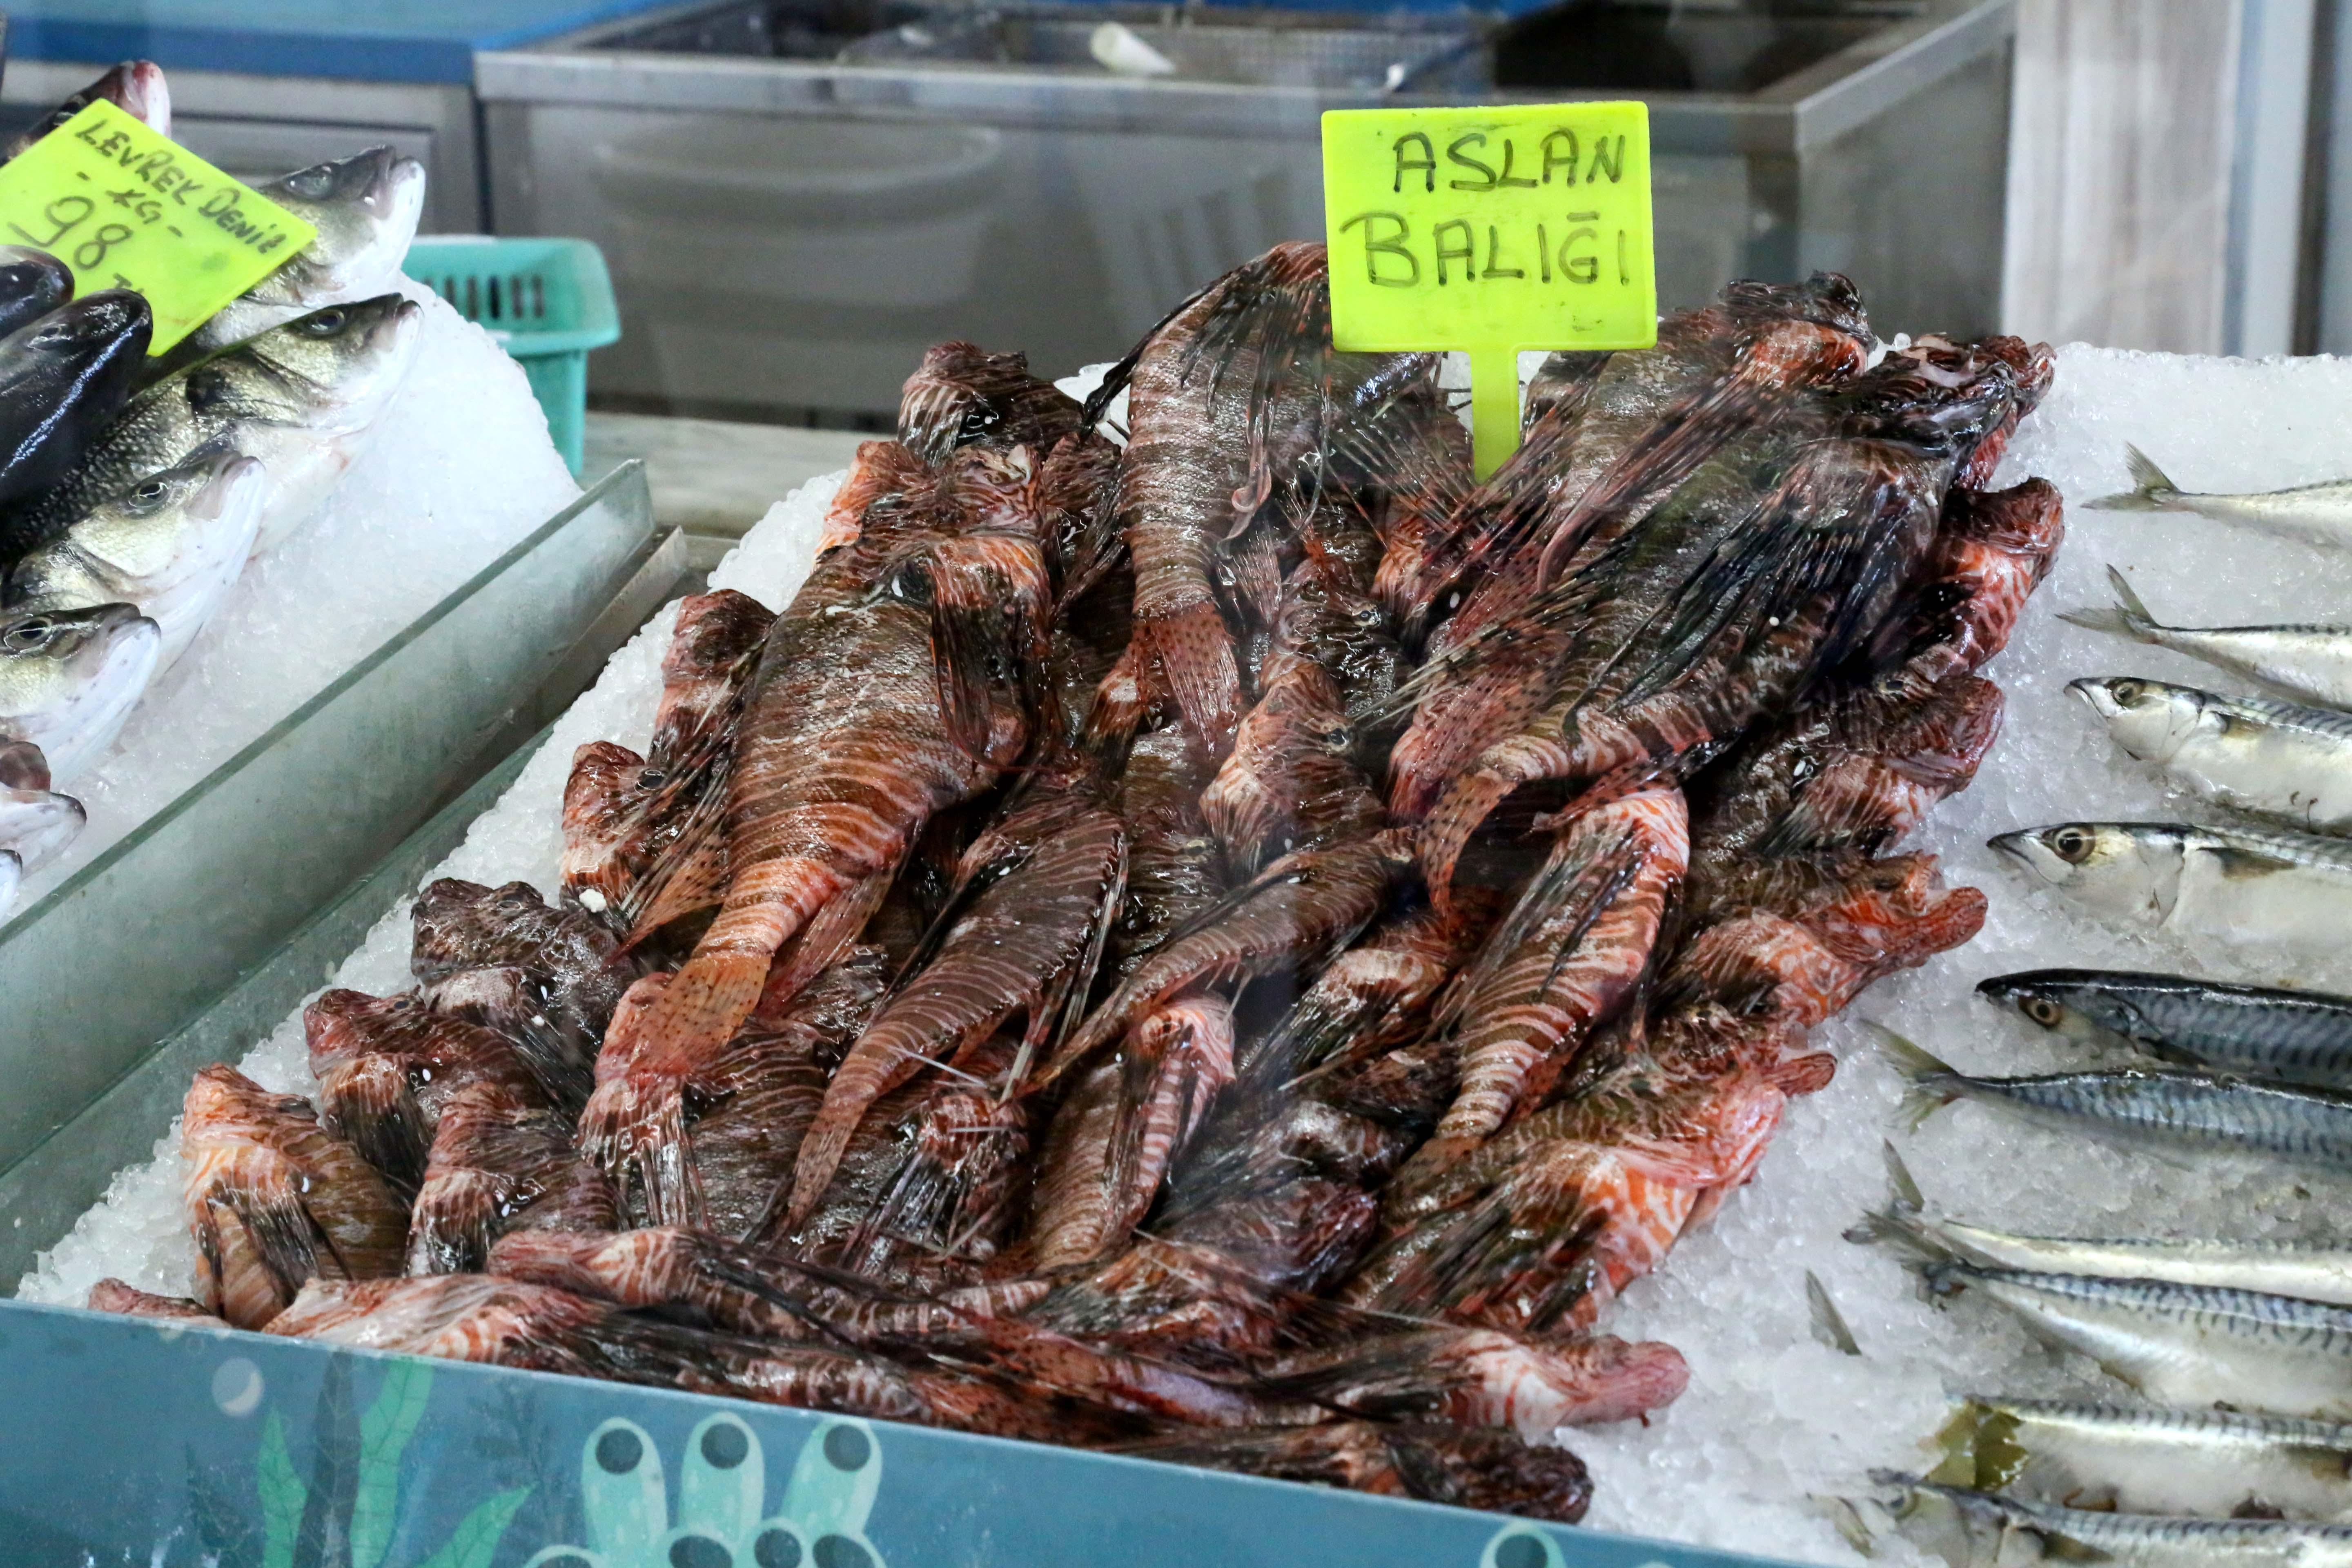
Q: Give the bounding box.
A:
[480,0,2012,423]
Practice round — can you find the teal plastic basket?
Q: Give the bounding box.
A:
[403,236,620,473]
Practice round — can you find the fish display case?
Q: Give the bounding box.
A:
[476,0,2011,424]
[0,462,668,1257]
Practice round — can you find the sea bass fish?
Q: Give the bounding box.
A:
[0,602,159,782]
[2071,676,2352,832]
[2,61,169,161]
[4,447,266,673]
[0,249,72,341]
[2065,565,2352,713]
[0,291,152,507]
[3,294,421,561]
[189,147,428,354]
[1990,820,2352,958]
[1934,1395,2352,1522]
[1981,968,2352,1091]
[1882,1028,2352,1169]
[2092,445,2352,550]
[0,780,83,882]
[1852,1473,2352,1567]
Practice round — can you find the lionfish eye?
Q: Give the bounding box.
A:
[2049,826,2096,864]
[2022,997,2064,1027]
[956,404,1001,445]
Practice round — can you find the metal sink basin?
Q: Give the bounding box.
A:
[587,0,1931,95]
[595,0,1492,93]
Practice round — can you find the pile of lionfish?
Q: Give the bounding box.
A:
[94,247,2061,1523]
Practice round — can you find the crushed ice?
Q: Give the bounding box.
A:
[32,344,2352,1565]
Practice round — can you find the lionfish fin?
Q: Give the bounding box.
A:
[925,535,1050,764]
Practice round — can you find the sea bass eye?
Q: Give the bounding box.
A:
[2110,679,2147,706]
[300,308,348,336]
[281,163,336,200]
[1,617,55,652]
[2022,996,2065,1027]
[2048,826,2097,863]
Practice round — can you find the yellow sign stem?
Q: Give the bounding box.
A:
[1468,345,1521,480]
[0,100,316,353]
[1322,102,1659,483]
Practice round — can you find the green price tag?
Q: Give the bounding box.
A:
[1322,101,1658,479]
[0,99,317,354]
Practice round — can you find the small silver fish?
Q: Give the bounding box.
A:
[2071,676,2352,832]
[1935,1395,2352,1522]
[1854,1473,2352,1566]
[4,448,267,673]
[1924,1262,2352,1419]
[2064,566,2352,713]
[1980,969,2352,1091]
[1853,1141,2352,1303]
[1989,820,2352,957]
[0,603,159,782]
[2091,444,2352,550]
[1880,1027,2352,1169]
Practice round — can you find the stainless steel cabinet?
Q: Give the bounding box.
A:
[0,59,484,233]
[481,0,2013,425]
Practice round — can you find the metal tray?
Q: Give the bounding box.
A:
[0,463,668,1194]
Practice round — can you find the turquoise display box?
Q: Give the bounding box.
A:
[0,1301,1803,1568]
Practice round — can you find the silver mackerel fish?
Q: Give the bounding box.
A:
[1980,968,2352,1091]
[2071,675,2352,832]
[2066,565,2352,713]
[2091,444,2352,550]
[1851,1474,2352,1566]
[1934,1395,2352,1522]
[1924,1262,2352,1419]
[1991,820,2352,957]
[1857,1196,2352,1307]
[1880,1028,2352,1169]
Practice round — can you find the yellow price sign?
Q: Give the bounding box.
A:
[1322,102,1657,478]
[0,100,317,354]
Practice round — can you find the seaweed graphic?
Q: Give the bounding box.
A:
[243,1356,529,1568]
[519,1412,888,1568]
